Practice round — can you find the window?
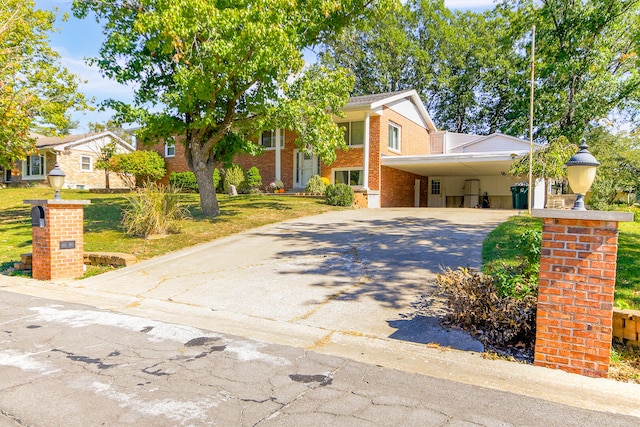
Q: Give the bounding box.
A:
[24,155,45,179]
[431,179,441,195]
[164,137,175,157]
[388,122,401,152]
[333,168,363,187]
[261,130,285,149]
[337,121,365,146]
[81,156,92,171]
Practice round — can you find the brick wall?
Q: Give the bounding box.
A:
[380,166,427,207]
[380,106,431,156]
[30,201,88,280]
[56,150,129,189]
[534,214,623,377]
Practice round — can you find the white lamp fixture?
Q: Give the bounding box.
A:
[565,139,599,211]
[48,162,66,200]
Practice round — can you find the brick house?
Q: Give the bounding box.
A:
[152,90,538,208]
[0,132,135,190]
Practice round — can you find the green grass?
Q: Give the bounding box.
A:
[616,221,640,310]
[482,214,640,310]
[0,187,341,271]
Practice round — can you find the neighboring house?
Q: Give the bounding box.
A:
[152,89,541,208]
[0,132,135,190]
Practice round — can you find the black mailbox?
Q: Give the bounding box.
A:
[31,206,45,227]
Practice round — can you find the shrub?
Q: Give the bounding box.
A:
[169,171,198,192]
[436,267,537,346]
[110,150,166,188]
[320,176,330,186]
[305,175,326,195]
[246,166,263,193]
[325,183,354,207]
[122,182,191,237]
[223,164,246,194]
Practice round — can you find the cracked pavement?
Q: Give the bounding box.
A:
[2,208,640,425]
[2,291,639,427]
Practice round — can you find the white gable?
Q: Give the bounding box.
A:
[386,98,427,128]
[450,134,533,154]
[57,132,135,154]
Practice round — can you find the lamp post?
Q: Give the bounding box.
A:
[565,139,599,211]
[48,162,66,200]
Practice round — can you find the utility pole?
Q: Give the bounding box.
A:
[528,25,536,215]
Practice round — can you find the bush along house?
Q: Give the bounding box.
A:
[152,89,539,208]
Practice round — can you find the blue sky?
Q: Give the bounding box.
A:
[35,0,496,134]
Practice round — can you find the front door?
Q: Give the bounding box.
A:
[294,150,319,188]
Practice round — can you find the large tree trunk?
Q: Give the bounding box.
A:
[190,146,219,217]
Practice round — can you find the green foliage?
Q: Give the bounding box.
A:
[246,166,263,193]
[122,182,191,238]
[0,0,88,168]
[110,150,166,188]
[509,136,576,181]
[325,183,354,207]
[305,175,327,195]
[587,128,640,209]
[72,0,386,216]
[213,168,221,192]
[223,164,246,194]
[436,267,538,346]
[169,171,198,192]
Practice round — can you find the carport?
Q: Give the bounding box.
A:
[382,152,525,209]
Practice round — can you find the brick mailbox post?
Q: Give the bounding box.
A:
[24,199,91,281]
[532,209,633,378]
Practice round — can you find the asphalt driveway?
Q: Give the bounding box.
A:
[62,208,513,352]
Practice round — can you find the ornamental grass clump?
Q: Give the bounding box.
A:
[305,175,326,195]
[122,182,191,238]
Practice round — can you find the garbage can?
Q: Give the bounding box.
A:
[510,183,528,209]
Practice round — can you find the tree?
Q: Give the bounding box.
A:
[73,0,387,217]
[587,128,640,208]
[94,141,118,189]
[499,0,640,142]
[110,150,166,189]
[509,136,576,181]
[88,120,135,145]
[0,0,88,169]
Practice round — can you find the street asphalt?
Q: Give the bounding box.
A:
[1,208,640,425]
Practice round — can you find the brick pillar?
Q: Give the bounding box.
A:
[25,199,91,280]
[532,209,633,378]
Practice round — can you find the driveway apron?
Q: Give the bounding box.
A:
[71,208,514,351]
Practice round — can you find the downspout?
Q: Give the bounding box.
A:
[275,128,282,181]
[363,112,370,190]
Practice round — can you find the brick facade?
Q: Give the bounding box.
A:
[380,166,428,207]
[533,210,633,378]
[28,200,90,281]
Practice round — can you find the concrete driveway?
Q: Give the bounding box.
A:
[47,208,514,352]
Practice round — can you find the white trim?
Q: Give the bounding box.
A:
[275,129,282,181]
[164,140,175,157]
[363,113,370,190]
[331,167,364,188]
[80,155,93,172]
[293,149,319,188]
[388,122,401,153]
[22,155,46,180]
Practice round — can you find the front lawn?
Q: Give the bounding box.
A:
[0,187,341,273]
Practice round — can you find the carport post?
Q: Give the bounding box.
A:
[532,209,633,377]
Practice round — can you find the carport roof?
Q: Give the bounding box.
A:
[381,152,524,176]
